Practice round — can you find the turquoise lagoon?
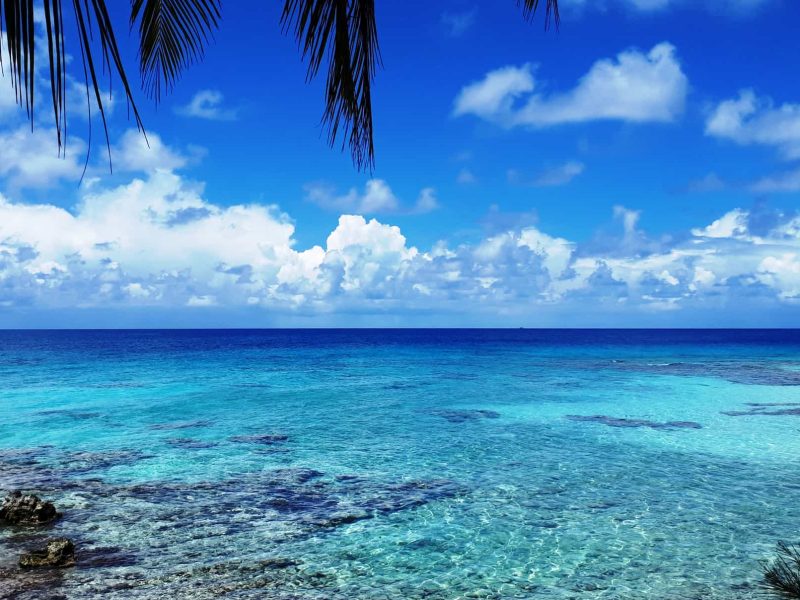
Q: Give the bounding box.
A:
[1,329,800,598]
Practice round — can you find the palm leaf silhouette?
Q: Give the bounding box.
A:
[131,0,221,102]
[0,0,559,171]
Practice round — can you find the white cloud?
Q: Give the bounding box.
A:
[685,172,727,193]
[706,89,800,160]
[457,168,477,185]
[0,22,117,129]
[691,208,749,239]
[412,188,440,214]
[454,65,535,123]
[187,295,217,307]
[509,161,585,187]
[176,90,238,121]
[113,129,189,173]
[304,179,438,215]
[1,160,800,324]
[536,161,584,186]
[0,126,198,190]
[0,127,85,188]
[441,9,477,36]
[751,167,800,193]
[627,0,671,9]
[562,0,769,12]
[0,74,20,118]
[454,43,688,128]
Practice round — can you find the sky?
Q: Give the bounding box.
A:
[1,0,800,327]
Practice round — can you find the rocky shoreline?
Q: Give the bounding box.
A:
[1,492,76,570]
[0,442,468,598]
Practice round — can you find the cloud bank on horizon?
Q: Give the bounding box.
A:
[1,154,798,327]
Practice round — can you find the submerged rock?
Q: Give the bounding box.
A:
[149,420,213,431]
[35,409,102,420]
[566,415,702,430]
[61,449,153,474]
[430,409,501,423]
[723,405,800,417]
[166,438,219,450]
[0,491,59,525]
[608,360,800,386]
[229,434,289,445]
[19,538,76,569]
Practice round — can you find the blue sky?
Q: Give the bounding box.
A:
[1,0,800,327]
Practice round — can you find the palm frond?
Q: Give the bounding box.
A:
[1,0,145,170]
[282,0,381,171]
[131,0,221,102]
[518,0,560,29]
[1,0,37,123]
[763,542,800,598]
[72,0,146,170]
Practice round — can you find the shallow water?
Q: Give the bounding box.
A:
[1,329,799,599]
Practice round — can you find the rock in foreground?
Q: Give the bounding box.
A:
[0,491,59,525]
[19,538,76,569]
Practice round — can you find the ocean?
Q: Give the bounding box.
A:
[1,329,800,598]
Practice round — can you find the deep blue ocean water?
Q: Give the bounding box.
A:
[2,329,800,599]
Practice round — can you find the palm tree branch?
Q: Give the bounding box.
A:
[282,0,381,171]
[518,0,560,29]
[130,0,221,102]
[0,0,558,174]
[0,0,145,169]
[72,0,146,170]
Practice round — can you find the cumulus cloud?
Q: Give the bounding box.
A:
[706,89,800,160]
[176,90,238,121]
[561,0,769,12]
[750,167,800,193]
[454,43,688,128]
[509,161,585,187]
[112,130,191,173]
[2,167,800,325]
[0,127,85,188]
[304,179,439,215]
[441,8,477,36]
[684,172,727,193]
[0,21,117,131]
[457,169,477,185]
[412,188,440,214]
[706,90,800,193]
[0,125,198,190]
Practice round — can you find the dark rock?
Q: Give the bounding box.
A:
[566,415,702,430]
[77,545,138,568]
[230,434,289,445]
[268,468,323,484]
[60,449,153,476]
[166,438,219,450]
[384,381,425,390]
[663,421,703,429]
[609,360,800,386]
[316,512,370,528]
[0,492,60,525]
[723,406,800,417]
[430,409,501,423]
[19,538,75,569]
[759,408,800,416]
[35,409,102,420]
[149,420,213,431]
